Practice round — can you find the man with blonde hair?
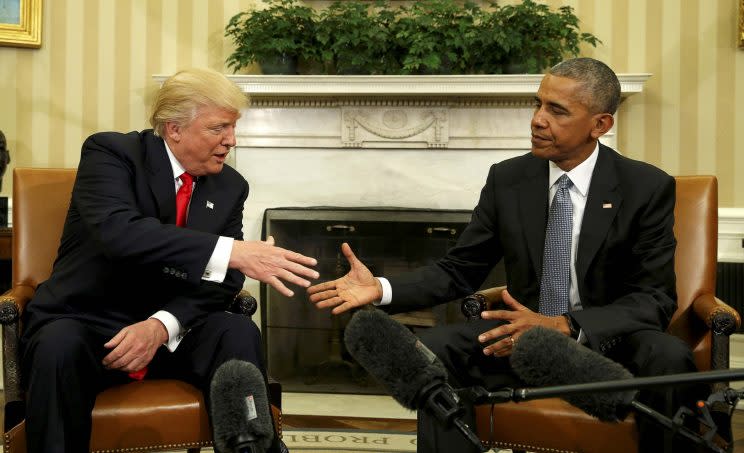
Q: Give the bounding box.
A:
[21,68,315,452]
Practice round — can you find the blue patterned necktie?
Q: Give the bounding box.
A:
[539,174,573,316]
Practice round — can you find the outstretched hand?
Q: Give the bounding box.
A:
[230,235,319,297]
[307,243,382,315]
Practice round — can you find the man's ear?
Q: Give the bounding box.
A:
[590,113,614,139]
[164,122,181,142]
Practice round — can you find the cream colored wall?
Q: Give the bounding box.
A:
[0,0,743,205]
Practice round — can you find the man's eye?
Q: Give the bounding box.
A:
[209,126,224,134]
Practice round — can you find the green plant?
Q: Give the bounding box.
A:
[477,0,601,74]
[395,0,482,75]
[315,1,399,75]
[225,0,317,74]
[224,0,601,75]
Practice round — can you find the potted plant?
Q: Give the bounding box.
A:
[315,1,400,75]
[475,0,601,74]
[395,0,482,75]
[224,0,317,74]
[224,0,600,75]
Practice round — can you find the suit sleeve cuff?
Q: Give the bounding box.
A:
[375,277,392,306]
[202,236,233,283]
[150,310,184,352]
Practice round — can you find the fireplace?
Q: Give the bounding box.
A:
[260,207,505,394]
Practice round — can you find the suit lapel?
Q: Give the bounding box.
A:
[518,157,550,276]
[576,144,622,286]
[187,176,213,231]
[144,134,178,224]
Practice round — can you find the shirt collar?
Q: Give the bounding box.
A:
[163,140,187,181]
[547,142,599,197]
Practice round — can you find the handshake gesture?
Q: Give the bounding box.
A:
[307,242,383,314]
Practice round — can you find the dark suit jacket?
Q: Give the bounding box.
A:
[22,130,249,341]
[388,143,677,354]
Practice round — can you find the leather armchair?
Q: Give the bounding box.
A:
[461,175,741,453]
[1,168,282,453]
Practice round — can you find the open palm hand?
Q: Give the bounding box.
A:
[307,243,382,314]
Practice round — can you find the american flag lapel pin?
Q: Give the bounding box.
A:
[206,201,214,209]
[602,202,612,209]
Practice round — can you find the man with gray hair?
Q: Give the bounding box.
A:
[309,58,713,453]
[21,68,316,452]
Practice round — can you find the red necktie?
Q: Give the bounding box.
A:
[129,173,194,381]
[175,172,194,227]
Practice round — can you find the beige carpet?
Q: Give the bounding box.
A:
[283,429,416,452]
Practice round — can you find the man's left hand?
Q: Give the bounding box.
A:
[478,289,571,357]
[102,318,168,373]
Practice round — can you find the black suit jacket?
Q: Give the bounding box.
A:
[22,130,249,340]
[388,143,677,354]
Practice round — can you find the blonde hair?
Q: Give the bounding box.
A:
[149,68,248,137]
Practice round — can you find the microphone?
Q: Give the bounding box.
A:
[210,359,274,453]
[344,308,487,451]
[510,326,637,422]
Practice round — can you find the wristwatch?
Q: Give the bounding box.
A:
[563,313,580,339]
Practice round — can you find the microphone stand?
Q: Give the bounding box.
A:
[459,368,744,453]
[419,381,489,452]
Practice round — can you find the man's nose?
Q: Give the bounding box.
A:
[223,127,237,147]
[531,109,547,128]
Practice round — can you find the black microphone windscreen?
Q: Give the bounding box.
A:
[344,308,448,410]
[510,326,636,422]
[210,359,274,452]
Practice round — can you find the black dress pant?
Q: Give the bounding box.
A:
[21,311,281,453]
[415,319,705,453]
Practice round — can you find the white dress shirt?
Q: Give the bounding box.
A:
[149,141,235,352]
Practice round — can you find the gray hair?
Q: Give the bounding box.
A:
[548,58,621,115]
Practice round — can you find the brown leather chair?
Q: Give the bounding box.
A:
[1,168,282,453]
[464,175,741,453]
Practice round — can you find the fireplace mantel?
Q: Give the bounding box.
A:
[155,73,651,99]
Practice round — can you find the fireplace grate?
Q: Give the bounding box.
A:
[260,206,505,394]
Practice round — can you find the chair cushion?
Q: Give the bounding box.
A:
[4,379,282,453]
[90,380,212,452]
[475,398,638,453]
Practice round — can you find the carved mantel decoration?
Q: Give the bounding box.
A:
[343,108,448,148]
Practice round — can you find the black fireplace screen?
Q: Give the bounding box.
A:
[260,207,505,394]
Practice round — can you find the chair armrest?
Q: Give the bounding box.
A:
[690,294,741,373]
[0,285,36,416]
[691,294,741,336]
[227,289,258,317]
[461,286,506,319]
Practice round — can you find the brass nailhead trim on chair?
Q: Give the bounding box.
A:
[91,440,213,453]
[490,441,576,453]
